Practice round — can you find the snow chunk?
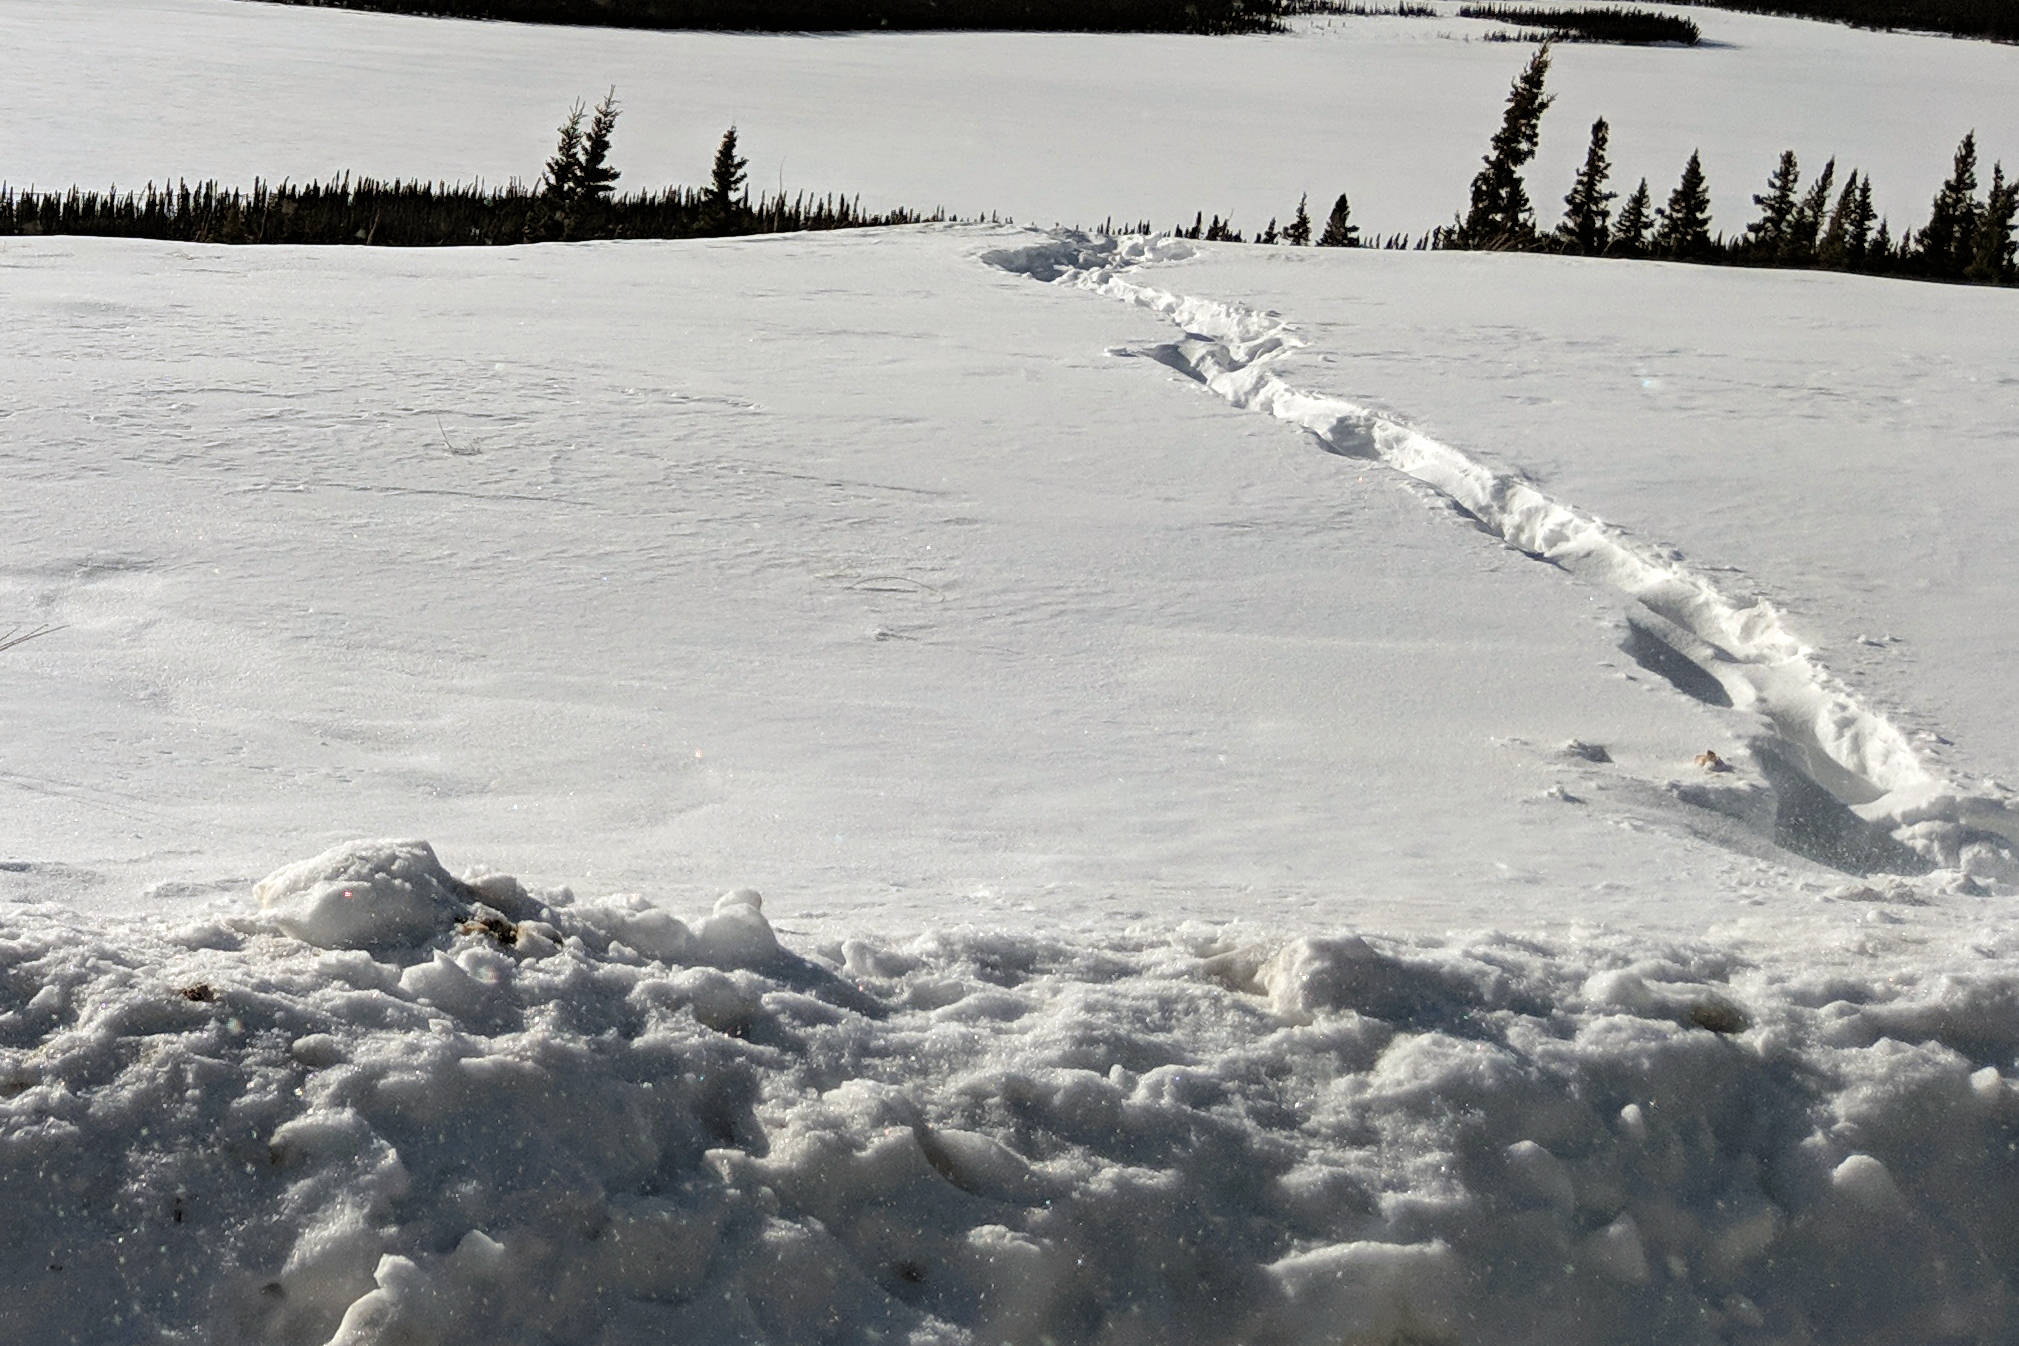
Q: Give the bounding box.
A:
[1268,1240,1460,1344]
[1831,1153,1906,1210]
[1581,1215,1651,1286]
[1259,935,1428,1022]
[694,887,780,967]
[255,839,471,950]
[1503,1139,1574,1215]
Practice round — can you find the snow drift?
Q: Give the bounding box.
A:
[4,839,2018,1344]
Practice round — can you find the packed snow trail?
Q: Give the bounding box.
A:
[982,232,2019,881]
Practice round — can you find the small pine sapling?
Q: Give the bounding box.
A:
[1284,193,1312,246]
[1610,176,1653,255]
[706,125,749,230]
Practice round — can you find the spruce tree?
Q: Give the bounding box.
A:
[1846,175,1877,268]
[705,125,749,230]
[1284,193,1312,246]
[1456,43,1554,248]
[1781,157,1834,265]
[1965,162,2016,284]
[1745,149,1800,257]
[1818,170,1863,269]
[578,89,622,201]
[1611,177,1653,256]
[542,100,587,200]
[1555,116,1615,255]
[1317,193,1360,247]
[1916,131,1981,279]
[1652,150,1713,260]
[1869,217,1894,270]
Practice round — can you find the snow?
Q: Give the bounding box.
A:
[6,0,2019,1340]
[7,838,2019,1343]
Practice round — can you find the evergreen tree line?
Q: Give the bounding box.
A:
[1458,5,1701,45]
[1671,0,2019,43]
[229,0,1283,34]
[231,0,2019,39]
[1278,0,1435,16]
[0,101,950,246]
[1163,44,2017,287]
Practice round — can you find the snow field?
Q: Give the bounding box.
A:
[6,227,1851,932]
[5,837,2019,1344]
[6,0,2019,1337]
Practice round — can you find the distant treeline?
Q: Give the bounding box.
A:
[0,176,937,246]
[9,66,2014,293]
[0,110,951,246]
[1165,44,2017,288]
[1279,0,1434,15]
[1678,0,2018,42]
[234,0,1283,33]
[1460,5,1701,43]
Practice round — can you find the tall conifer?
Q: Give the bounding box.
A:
[1781,157,1834,265]
[1847,175,1877,268]
[1916,131,1981,278]
[1317,193,1360,247]
[579,89,622,201]
[1652,151,1713,260]
[1555,116,1615,255]
[1745,150,1800,257]
[1455,43,1554,248]
[1965,163,2017,284]
[542,101,587,200]
[1818,170,1867,269]
[1869,217,1894,269]
[705,125,749,230]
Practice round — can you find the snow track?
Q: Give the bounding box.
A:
[983,233,2019,880]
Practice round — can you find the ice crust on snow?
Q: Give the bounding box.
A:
[983,231,2019,880]
[5,839,2019,1344]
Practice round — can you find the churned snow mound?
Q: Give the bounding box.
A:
[5,840,2019,1344]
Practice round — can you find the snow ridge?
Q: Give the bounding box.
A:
[982,232,2019,878]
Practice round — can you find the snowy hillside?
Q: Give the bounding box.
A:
[6,0,2019,1341]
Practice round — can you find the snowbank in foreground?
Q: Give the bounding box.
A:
[5,840,2017,1344]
